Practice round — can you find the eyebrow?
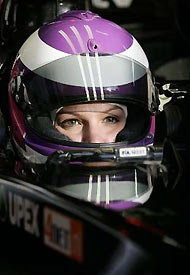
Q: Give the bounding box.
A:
[57,106,123,115]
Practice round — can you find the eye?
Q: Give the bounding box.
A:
[104,116,119,124]
[59,119,81,128]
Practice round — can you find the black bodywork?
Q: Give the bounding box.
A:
[0,140,189,274]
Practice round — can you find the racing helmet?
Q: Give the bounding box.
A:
[8,10,158,164]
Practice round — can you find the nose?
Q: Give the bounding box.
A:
[82,124,106,143]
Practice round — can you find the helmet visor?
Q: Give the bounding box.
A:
[11,53,155,152]
[18,53,155,113]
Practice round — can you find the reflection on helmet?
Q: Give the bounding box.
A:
[47,163,154,211]
[8,10,158,164]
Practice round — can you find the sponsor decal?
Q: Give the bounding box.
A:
[0,185,7,222]
[119,147,147,157]
[44,208,83,263]
[8,192,40,237]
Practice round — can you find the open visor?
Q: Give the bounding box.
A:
[18,53,155,114]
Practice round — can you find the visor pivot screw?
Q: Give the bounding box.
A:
[87,39,98,52]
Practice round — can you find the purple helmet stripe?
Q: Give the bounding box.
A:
[39,12,134,55]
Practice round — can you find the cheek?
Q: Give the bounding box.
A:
[112,121,126,139]
[55,125,82,142]
[55,125,65,134]
[106,121,125,132]
[102,125,125,142]
[120,121,126,133]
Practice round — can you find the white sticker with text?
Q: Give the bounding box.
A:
[119,147,147,157]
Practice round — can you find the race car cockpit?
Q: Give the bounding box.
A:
[0,3,190,274]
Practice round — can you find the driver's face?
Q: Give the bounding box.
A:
[54,103,126,143]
